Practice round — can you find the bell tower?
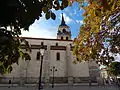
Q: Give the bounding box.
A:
[57,13,71,40]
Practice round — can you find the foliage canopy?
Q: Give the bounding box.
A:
[108,62,120,76]
[0,0,69,74]
[73,0,120,66]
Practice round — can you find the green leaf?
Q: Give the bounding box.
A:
[45,12,50,20]
[62,0,68,8]
[24,53,31,61]
[7,66,13,73]
[51,12,56,20]
[42,7,48,13]
[0,65,5,74]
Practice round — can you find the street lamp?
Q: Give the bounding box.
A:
[38,47,45,90]
[50,66,57,88]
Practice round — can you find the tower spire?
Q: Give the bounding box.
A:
[57,13,71,40]
[61,13,66,26]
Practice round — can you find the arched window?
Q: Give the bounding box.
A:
[63,29,66,33]
[56,52,60,61]
[61,36,63,40]
[56,43,58,46]
[66,37,68,40]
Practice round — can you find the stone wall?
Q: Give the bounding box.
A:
[1,38,100,84]
[0,76,97,84]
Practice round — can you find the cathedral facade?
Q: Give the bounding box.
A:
[2,14,101,84]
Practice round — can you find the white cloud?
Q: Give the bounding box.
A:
[59,13,73,24]
[80,20,83,24]
[76,20,83,24]
[76,20,79,23]
[21,27,56,39]
[21,17,57,39]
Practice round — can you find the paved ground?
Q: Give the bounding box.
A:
[0,85,120,90]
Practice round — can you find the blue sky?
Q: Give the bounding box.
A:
[21,2,84,39]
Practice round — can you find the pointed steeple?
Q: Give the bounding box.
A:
[57,13,71,40]
[61,13,65,24]
[60,13,67,26]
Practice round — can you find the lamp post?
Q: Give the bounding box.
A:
[38,47,45,90]
[50,66,57,88]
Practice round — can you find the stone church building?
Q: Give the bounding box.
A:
[2,14,101,84]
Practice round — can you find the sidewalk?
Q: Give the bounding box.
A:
[0,85,119,90]
[0,83,115,87]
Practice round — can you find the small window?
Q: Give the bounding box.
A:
[36,51,40,60]
[66,37,68,40]
[56,43,58,46]
[58,30,61,33]
[41,42,44,46]
[56,52,60,61]
[61,37,63,40]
